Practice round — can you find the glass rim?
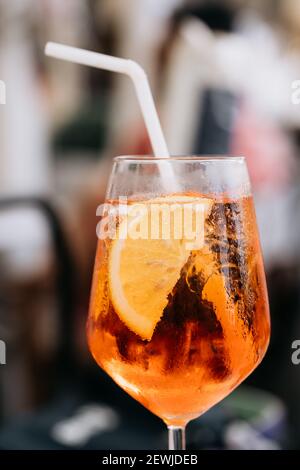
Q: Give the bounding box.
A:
[114,155,246,163]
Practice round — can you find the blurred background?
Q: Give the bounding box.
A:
[0,0,300,450]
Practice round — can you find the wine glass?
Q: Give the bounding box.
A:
[87,156,270,450]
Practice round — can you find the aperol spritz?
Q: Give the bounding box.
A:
[87,156,270,449]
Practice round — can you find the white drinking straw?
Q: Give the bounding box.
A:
[45,42,171,159]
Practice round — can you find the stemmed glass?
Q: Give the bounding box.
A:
[87,156,270,450]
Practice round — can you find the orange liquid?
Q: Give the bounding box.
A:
[87,195,270,426]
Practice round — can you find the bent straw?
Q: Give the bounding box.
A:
[45,42,176,188]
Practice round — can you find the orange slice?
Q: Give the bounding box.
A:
[108,195,213,340]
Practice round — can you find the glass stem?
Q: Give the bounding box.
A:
[168,426,186,450]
